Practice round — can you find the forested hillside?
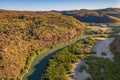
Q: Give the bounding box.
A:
[0,10,85,80]
[61,8,120,23]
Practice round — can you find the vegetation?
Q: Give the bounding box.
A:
[82,39,120,80]
[41,8,120,80]
[101,52,107,56]
[91,51,96,54]
[42,37,96,80]
[85,28,102,35]
[111,38,120,53]
[79,65,87,72]
[85,55,120,80]
[86,77,91,80]
[1,8,120,80]
[0,10,85,80]
[43,35,120,80]
[42,48,78,80]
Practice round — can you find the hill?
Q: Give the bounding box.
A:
[61,8,120,23]
[0,10,85,80]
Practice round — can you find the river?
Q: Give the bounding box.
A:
[23,35,88,80]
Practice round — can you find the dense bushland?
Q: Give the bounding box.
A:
[0,10,85,79]
[42,37,96,80]
[85,55,120,80]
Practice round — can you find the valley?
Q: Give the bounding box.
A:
[0,8,120,80]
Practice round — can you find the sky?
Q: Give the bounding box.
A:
[0,0,120,11]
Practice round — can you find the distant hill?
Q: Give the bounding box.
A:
[61,8,120,23]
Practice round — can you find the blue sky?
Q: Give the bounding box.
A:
[0,0,120,11]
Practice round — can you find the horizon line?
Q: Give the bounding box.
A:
[0,7,120,12]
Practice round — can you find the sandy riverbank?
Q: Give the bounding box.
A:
[68,38,115,80]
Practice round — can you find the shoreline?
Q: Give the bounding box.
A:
[68,37,115,80]
[22,35,88,80]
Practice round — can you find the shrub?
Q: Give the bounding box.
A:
[79,65,87,72]
[101,52,107,56]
